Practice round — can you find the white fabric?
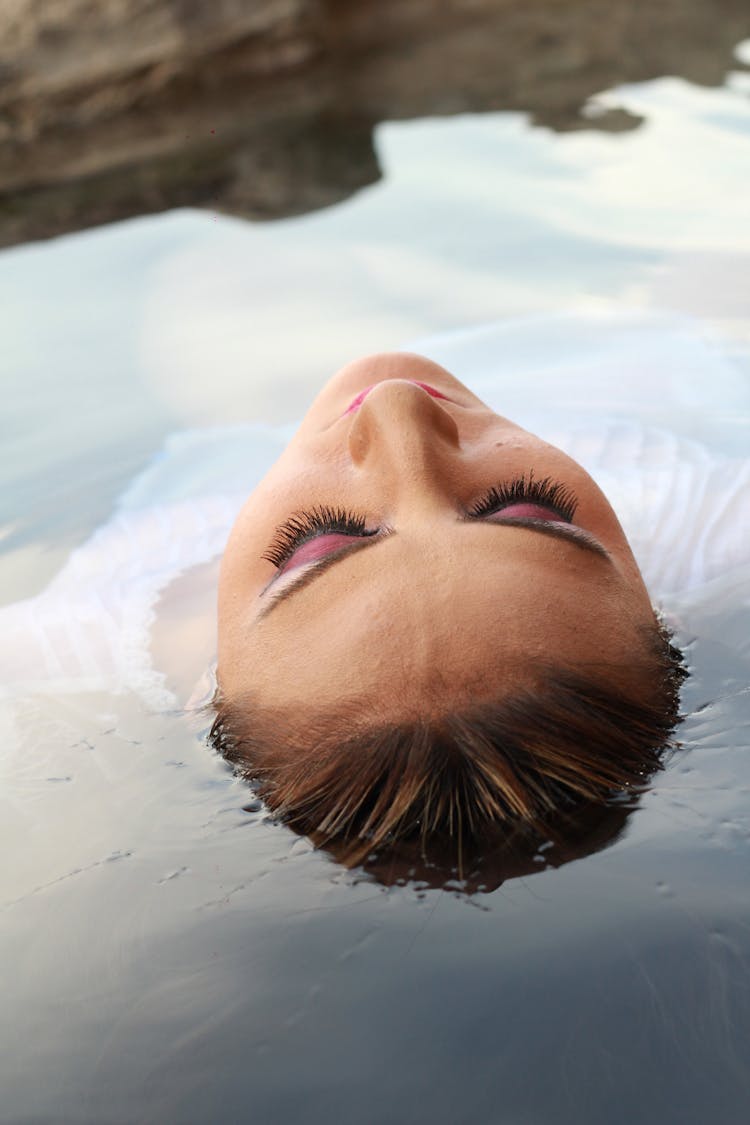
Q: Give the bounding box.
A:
[1,310,748,709]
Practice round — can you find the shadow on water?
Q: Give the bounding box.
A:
[261,790,641,894]
[1,0,749,248]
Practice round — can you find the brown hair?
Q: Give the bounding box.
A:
[209,621,686,875]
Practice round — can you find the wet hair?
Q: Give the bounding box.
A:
[209,620,686,873]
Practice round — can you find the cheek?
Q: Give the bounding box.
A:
[218,508,272,613]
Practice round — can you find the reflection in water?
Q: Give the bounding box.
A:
[1,0,748,247]
[314,796,638,893]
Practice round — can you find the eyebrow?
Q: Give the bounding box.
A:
[256,517,611,621]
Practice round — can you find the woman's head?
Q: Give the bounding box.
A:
[214,353,685,869]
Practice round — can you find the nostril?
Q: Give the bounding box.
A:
[347,416,371,465]
[346,378,461,466]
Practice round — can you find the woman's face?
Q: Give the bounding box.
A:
[218,354,656,716]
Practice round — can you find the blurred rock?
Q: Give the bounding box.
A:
[0,0,748,247]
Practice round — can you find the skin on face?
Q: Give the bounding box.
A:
[218,353,657,716]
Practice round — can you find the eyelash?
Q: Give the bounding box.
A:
[262,505,376,569]
[468,474,578,523]
[262,475,578,570]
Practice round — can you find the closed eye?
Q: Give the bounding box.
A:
[257,514,610,619]
[262,504,377,574]
[468,475,578,523]
[275,531,375,577]
[481,501,569,523]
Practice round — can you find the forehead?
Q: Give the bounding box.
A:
[220,525,646,715]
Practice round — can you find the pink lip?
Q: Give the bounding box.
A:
[343,381,451,416]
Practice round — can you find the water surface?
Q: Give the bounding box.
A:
[1,41,749,1125]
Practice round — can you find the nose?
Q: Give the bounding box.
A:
[347,379,460,498]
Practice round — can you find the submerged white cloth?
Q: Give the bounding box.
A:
[1,310,748,709]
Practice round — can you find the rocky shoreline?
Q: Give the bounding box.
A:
[1,0,748,248]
